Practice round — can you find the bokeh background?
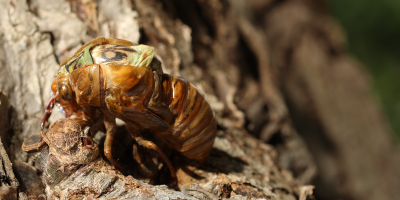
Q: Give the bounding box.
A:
[328,0,400,141]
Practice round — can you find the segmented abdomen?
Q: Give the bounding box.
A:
[161,74,217,163]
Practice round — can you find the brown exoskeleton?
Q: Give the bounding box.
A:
[41,37,217,179]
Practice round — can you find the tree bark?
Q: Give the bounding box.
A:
[0,0,398,199]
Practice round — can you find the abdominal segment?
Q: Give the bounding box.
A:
[160,74,217,163]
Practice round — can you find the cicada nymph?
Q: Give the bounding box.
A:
[41,37,217,179]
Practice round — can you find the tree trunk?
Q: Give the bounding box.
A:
[0,0,398,199]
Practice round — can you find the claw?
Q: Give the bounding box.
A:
[41,96,55,129]
[82,126,94,149]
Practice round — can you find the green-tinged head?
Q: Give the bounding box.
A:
[129,45,155,67]
[58,45,96,74]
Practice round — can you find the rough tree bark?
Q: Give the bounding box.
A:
[0,0,399,199]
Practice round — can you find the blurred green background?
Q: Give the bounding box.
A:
[327,0,400,141]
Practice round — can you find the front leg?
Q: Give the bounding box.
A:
[103,114,123,171]
[41,96,55,129]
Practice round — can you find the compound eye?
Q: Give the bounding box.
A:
[59,85,72,102]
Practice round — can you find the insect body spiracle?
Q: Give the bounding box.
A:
[41,37,217,180]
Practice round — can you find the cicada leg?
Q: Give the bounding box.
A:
[81,126,94,149]
[41,96,55,129]
[135,136,177,184]
[103,115,124,171]
[127,124,177,182]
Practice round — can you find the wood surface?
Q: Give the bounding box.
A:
[0,0,399,199]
